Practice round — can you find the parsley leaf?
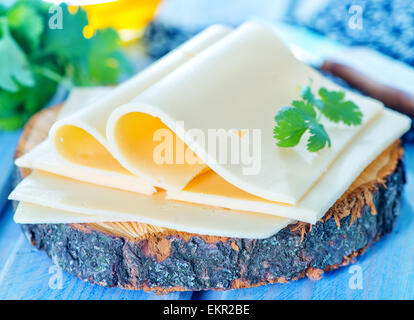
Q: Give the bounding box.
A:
[318,88,363,126]
[43,5,131,86]
[274,100,330,151]
[273,83,362,152]
[43,5,90,60]
[0,1,131,131]
[0,17,34,91]
[86,29,132,85]
[274,106,308,147]
[0,114,27,130]
[7,3,44,52]
[300,85,315,105]
[307,122,331,152]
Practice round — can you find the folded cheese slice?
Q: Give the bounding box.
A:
[47,21,383,206]
[57,86,114,120]
[11,108,411,233]
[15,24,229,196]
[48,24,232,186]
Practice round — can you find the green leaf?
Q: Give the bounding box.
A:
[291,100,316,120]
[85,29,132,85]
[307,122,331,152]
[0,70,57,131]
[0,113,29,131]
[0,2,131,130]
[273,82,363,152]
[300,85,315,105]
[91,28,121,54]
[22,69,57,113]
[0,4,6,16]
[7,3,44,52]
[274,107,308,147]
[43,6,131,86]
[0,17,34,92]
[43,4,90,60]
[318,87,363,125]
[0,89,24,117]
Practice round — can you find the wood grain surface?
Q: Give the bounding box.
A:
[1,104,410,297]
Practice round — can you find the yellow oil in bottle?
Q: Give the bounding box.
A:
[69,0,162,42]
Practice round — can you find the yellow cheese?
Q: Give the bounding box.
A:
[47,21,383,205]
[104,21,383,202]
[15,140,156,195]
[16,25,230,193]
[48,24,231,182]
[167,108,410,223]
[10,109,411,236]
[10,171,293,239]
[10,21,411,234]
[14,202,136,224]
[57,87,113,120]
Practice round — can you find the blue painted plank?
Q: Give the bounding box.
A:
[0,203,23,273]
[0,204,192,300]
[196,144,414,300]
[0,130,22,215]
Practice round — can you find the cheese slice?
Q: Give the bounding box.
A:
[16,25,231,195]
[10,171,293,239]
[48,24,231,184]
[15,140,156,195]
[57,87,114,120]
[50,20,383,206]
[10,21,411,234]
[104,21,383,203]
[164,108,410,223]
[14,202,136,224]
[10,108,411,235]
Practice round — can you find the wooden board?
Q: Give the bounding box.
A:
[2,121,413,299]
[8,105,407,294]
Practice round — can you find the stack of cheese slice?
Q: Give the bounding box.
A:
[9,21,411,239]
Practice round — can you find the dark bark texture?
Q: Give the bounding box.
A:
[20,161,405,293]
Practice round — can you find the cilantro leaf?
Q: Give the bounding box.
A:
[291,99,316,119]
[307,122,331,152]
[7,3,44,52]
[274,107,308,148]
[86,29,132,85]
[318,88,363,125]
[43,5,90,60]
[0,17,34,91]
[0,4,6,16]
[0,89,25,117]
[300,85,315,105]
[0,2,131,131]
[274,101,330,152]
[43,5,131,86]
[21,68,57,113]
[0,113,29,131]
[273,83,363,152]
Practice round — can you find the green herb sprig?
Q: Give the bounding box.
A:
[273,83,363,152]
[0,1,132,130]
